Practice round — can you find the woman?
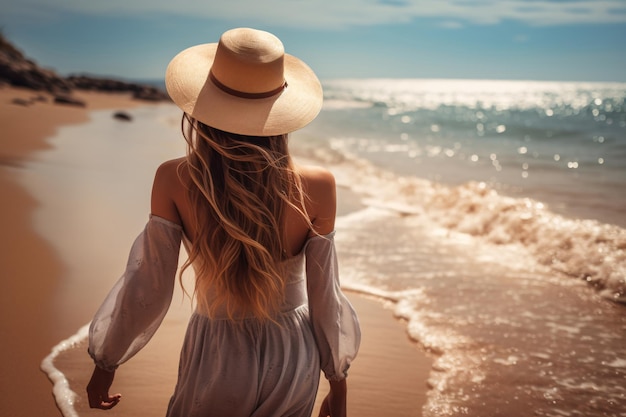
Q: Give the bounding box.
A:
[86,28,360,417]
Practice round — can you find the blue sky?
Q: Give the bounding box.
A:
[1,0,625,82]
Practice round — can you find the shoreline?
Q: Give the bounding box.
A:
[314,293,433,417]
[0,86,153,417]
[0,85,432,417]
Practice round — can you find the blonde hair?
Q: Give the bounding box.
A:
[179,114,310,321]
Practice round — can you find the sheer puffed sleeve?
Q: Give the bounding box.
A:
[306,231,361,381]
[88,215,183,371]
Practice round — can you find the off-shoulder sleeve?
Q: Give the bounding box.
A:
[305,231,361,381]
[88,215,183,371]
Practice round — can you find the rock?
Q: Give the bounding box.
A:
[0,34,72,93]
[11,97,31,106]
[113,111,132,121]
[10,95,48,106]
[53,95,86,107]
[66,75,169,102]
[132,87,170,102]
[1,34,169,101]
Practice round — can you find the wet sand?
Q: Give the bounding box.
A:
[0,86,148,417]
[0,86,432,417]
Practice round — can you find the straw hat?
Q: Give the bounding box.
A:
[165,28,323,136]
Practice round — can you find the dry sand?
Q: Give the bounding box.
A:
[0,85,432,417]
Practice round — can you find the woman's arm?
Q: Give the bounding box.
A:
[318,379,347,417]
[86,160,184,408]
[302,167,359,417]
[86,366,121,409]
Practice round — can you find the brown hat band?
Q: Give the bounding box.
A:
[209,71,287,100]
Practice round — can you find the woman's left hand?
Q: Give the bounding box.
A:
[86,366,122,410]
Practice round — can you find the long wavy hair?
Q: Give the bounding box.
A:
[178,113,311,321]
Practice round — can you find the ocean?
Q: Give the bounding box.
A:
[36,79,625,416]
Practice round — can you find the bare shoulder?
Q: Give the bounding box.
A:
[297,164,336,192]
[296,164,337,234]
[156,157,186,178]
[153,157,187,190]
[151,157,186,224]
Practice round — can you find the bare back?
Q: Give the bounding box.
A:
[150,157,337,257]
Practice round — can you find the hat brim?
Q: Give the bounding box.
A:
[165,43,323,136]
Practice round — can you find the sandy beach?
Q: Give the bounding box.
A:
[0,86,148,417]
[0,85,432,417]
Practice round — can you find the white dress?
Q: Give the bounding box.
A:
[88,215,361,417]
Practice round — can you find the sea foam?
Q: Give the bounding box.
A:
[41,324,90,417]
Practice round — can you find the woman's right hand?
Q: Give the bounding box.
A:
[86,366,122,410]
[318,379,347,417]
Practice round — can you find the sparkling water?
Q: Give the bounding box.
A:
[40,79,626,416]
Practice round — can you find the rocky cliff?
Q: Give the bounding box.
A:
[0,33,169,103]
